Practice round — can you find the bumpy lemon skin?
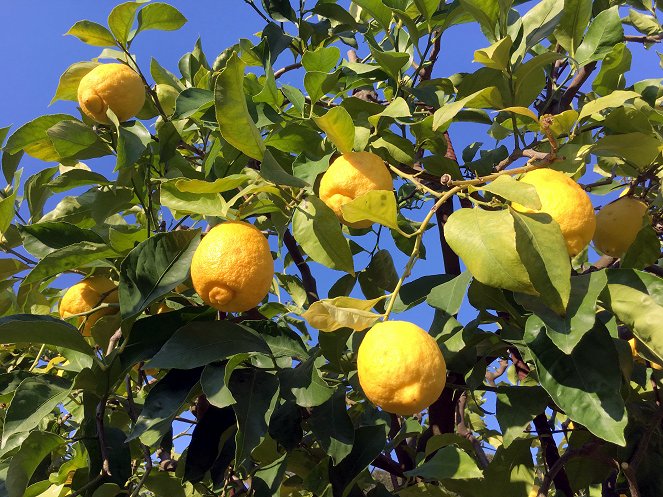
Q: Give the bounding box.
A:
[59,276,119,336]
[318,151,393,229]
[77,63,146,123]
[357,321,446,415]
[593,196,649,257]
[513,168,596,256]
[191,221,274,313]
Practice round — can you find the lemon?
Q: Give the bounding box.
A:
[59,276,119,336]
[513,168,596,256]
[191,221,274,312]
[77,63,146,123]
[357,321,446,415]
[593,196,649,257]
[318,151,393,228]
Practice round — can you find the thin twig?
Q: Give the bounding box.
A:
[96,396,111,476]
[624,33,663,43]
[274,62,302,79]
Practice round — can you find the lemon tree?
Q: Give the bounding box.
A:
[1,1,663,496]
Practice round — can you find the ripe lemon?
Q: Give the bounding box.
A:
[513,168,596,256]
[593,196,649,257]
[191,221,274,312]
[318,151,393,228]
[77,63,145,123]
[357,321,446,415]
[59,276,119,336]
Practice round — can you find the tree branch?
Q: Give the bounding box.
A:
[537,442,601,497]
[274,62,302,79]
[455,392,490,469]
[533,414,574,497]
[559,62,598,111]
[283,229,319,305]
[624,33,663,44]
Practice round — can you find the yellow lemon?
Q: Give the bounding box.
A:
[59,276,119,336]
[318,151,393,228]
[593,196,649,257]
[191,221,274,312]
[357,321,446,415]
[513,168,596,256]
[77,63,145,123]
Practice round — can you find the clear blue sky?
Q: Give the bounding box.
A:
[1,1,661,365]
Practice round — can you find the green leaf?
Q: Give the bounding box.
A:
[554,0,592,56]
[473,36,513,71]
[292,196,354,274]
[302,296,382,332]
[458,0,500,41]
[478,175,541,209]
[391,275,450,313]
[495,386,549,447]
[129,368,202,447]
[520,0,564,52]
[444,208,535,295]
[510,210,572,315]
[0,314,94,355]
[22,242,118,285]
[201,356,251,408]
[309,389,354,464]
[432,88,502,131]
[370,50,410,80]
[592,43,631,96]
[40,187,134,227]
[0,190,16,237]
[413,0,438,20]
[116,121,151,169]
[575,6,624,66]
[65,20,116,47]
[526,317,627,445]
[229,368,280,469]
[341,190,398,230]
[20,222,104,258]
[6,432,66,497]
[51,61,100,104]
[24,167,56,221]
[1,376,72,450]
[621,224,660,270]
[302,46,341,73]
[0,259,28,280]
[626,8,662,36]
[427,272,472,316]
[279,355,334,408]
[108,1,143,46]
[405,445,483,480]
[260,149,308,188]
[592,132,663,170]
[215,52,265,160]
[136,2,187,33]
[314,107,355,153]
[5,114,75,162]
[147,321,272,369]
[172,88,214,120]
[602,269,663,364]
[160,182,227,217]
[46,169,111,193]
[351,0,393,30]
[119,229,200,320]
[329,425,386,497]
[304,70,340,104]
[577,90,640,121]
[517,270,607,354]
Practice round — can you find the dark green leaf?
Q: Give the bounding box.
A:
[526,317,627,445]
[329,425,385,496]
[20,222,104,258]
[279,356,334,407]
[6,431,66,497]
[495,386,549,447]
[405,445,483,480]
[427,271,472,316]
[147,321,271,370]
[1,376,72,450]
[292,196,354,274]
[228,368,280,469]
[119,229,201,319]
[0,314,94,355]
[172,88,214,120]
[117,120,151,169]
[40,187,134,227]
[261,149,308,188]
[128,368,203,447]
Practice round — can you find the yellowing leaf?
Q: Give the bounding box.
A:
[302,296,383,332]
[341,190,398,230]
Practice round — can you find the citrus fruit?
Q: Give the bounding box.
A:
[318,151,393,228]
[513,168,596,256]
[357,320,446,415]
[191,221,274,312]
[77,63,145,123]
[593,196,649,257]
[59,276,119,336]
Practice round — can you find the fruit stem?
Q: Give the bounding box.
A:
[383,186,461,320]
